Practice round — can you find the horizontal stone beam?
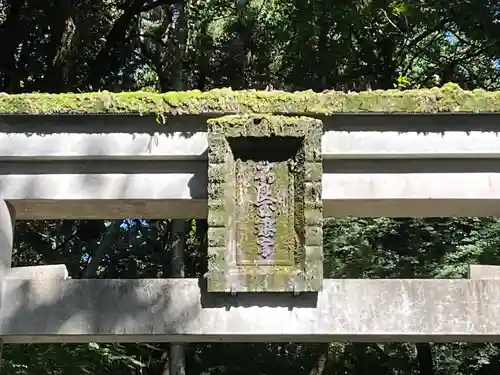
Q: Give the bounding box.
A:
[6,170,500,219]
[4,265,69,280]
[2,113,500,219]
[323,131,500,159]
[468,265,500,279]
[1,112,500,161]
[2,278,500,343]
[3,130,500,160]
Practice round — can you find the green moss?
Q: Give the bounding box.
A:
[234,159,296,266]
[207,113,323,293]
[274,161,296,265]
[3,83,500,114]
[208,114,322,135]
[233,158,258,264]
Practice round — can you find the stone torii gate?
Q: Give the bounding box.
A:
[1,83,500,344]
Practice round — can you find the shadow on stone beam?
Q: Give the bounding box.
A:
[197,278,319,310]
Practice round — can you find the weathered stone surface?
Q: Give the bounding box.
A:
[3,115,500,220]
[2,168,500,219]
[0,200,70,299]
[0,200,14,280]
[4,265,69,280]
[468,265,500,279]
[207,115,323,293]
[1,83,500,114]
[4,121,500,161]
[3,124,500,220]
[3,278,500,343]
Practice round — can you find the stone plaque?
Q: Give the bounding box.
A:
[207,115,323,293]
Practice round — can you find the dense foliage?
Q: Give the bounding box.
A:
[2,0,500,373]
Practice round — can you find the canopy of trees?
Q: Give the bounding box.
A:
[2,0,500,374]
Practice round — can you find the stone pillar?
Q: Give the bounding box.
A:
[169,219,186,375]
[0,200,15,280]
[0,200,15,370]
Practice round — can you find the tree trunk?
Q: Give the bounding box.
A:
[309,345,328,375]
[88,0,145,89]
[156,220,187,375]
[416,343,435,375]
[41,0,77,92]
[171,3,186,91]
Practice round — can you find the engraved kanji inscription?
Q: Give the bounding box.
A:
[254,161,277,260]
[207,115,324,293]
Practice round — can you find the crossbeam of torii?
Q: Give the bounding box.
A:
[1,86,500,343]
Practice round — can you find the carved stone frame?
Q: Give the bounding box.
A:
[207,115,323,293]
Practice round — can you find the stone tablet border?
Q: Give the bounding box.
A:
[206,115,323,293]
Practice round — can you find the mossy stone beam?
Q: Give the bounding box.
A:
[207,115,323,293]
[2,83,500,115]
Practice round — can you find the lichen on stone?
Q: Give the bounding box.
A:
[207,114,323,293]
[1,83,499,115]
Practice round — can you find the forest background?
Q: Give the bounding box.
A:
[2,0,500,373]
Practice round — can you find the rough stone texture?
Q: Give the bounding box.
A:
[3,129,500,161]
[2,127,500,220]
[468,265,500,279]
[3,278,500,343]
[4,265,69,280]
[0,132,208,160]
[207,115,323,293]
[321,131,500,159]
[3,171,500,219]
[1,83,500,115]
[0,200,14,280]
[0,202,69,309]
[4,117,500,220]
[0,199,12,351]
[1,167,500,219]
[0,158,207,219]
